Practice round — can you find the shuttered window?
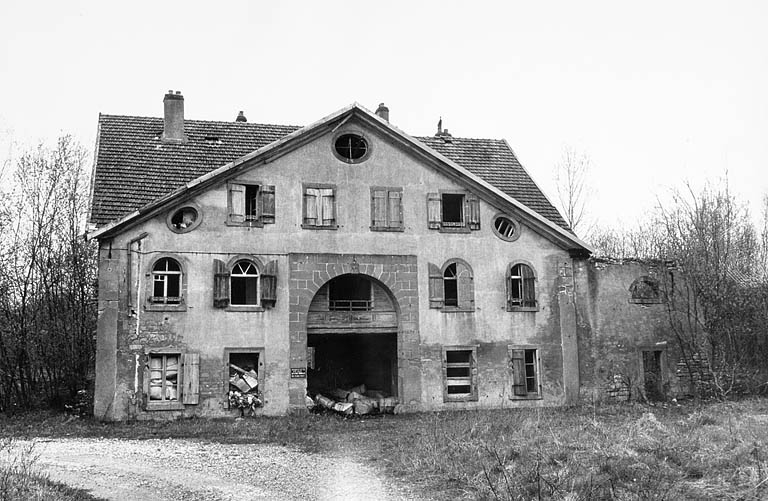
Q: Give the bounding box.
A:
[227,183,276,226]
[370,187,403,230]
[507,263,537,310]
[509,347,541,398]
[303,185,337,228]
[426,192,481,232]
[145,352,199,409]
[429,260,474,311]
[213,258,278,309]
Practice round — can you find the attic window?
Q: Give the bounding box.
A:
[167,205,202,233]
[492,214,521,242]
[333,133,369,163]
[205,136,222,146]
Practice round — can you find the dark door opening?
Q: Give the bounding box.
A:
[307,332,397,398]
[642,350,664,401]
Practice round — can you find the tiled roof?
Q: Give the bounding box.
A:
[90,115,569,230]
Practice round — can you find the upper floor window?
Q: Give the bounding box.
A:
[213,258,278,310]
[333,133,370,163]
[629,276,664,304]
[302,184,336,229]
[227,183,275,226]
[507,263,537,310]
[151,258,182,304]
[428,259,475,311]
[427,192,480,232]
[370,187,403,231]
[231,260,260,306]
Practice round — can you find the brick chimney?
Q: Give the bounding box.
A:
[162,90,187,142]
[375,103,389,122]
[236,111,247,122]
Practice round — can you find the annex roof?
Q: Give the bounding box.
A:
[89,103,589,252]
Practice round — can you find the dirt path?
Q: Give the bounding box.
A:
[29,437,421,500]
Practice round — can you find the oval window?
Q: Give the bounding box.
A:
[492,215,520,242]
[334,133,369,163]
[167,206,201,233]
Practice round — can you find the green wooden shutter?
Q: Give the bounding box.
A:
[320,189,335,226]
[181,353,200,404]
[522,265,536,307]
[428,262,444,309]
[372,189,387,227]
[261,259,278,307]
[427,193,441,229]
[213,259,230,308]
[261,185,275,224]
[467,194,480,230]
[388,190,402,228]
[304,188,318,225]
[510,348,527,396]
[229,184,246,223]
[456,261,475,311]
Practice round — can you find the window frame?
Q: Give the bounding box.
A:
[226,181,276,227]
[166,203,203,234]
[145,255,187,312]
[506,261,539,312]
[370,186,404,232]
[508,345,542,400]
[143,349,199,411]
[332,131,372,164]
[224,256,264,312]
[442,345,479,402]
[426,190,481,233]
[301,183,338,230]
[224,347,265,410]
[428,259,475,312]
[491,213,521,242]
[230,259,261,308]
[629,276,665,304]
[146,351,183,410]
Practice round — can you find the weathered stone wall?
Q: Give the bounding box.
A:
[574,259,684,402]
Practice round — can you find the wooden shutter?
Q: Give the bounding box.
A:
[320,189,335,226]
[261,259,278,307]
[388,190,402,228]
[470,349,479,399]
[181,353,200,404]
[467,194,480,230]
[510,348,527,396]
[213,259,230,308]
[372,189,387,227]
[506,273,513,310]
[427,193,441,229]
[261,185,275,224]
[456,261,475,311]
[304,188,318,225]
[229,184,246,223]
[428,262,444,309]
[522,265,536,307]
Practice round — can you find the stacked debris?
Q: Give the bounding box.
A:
[309,384,398,416]
[228,363,262,416]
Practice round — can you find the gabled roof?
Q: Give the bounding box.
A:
[89,103,589,252]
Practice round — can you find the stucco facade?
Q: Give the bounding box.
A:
[90,97,683,420]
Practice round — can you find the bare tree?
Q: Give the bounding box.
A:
[553,147,592,234]
[0,136,96,411]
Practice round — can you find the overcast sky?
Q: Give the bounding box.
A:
[1,0,766,230]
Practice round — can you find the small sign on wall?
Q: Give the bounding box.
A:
[290,367,307,378]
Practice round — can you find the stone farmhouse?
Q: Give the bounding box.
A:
[88,92,682,420]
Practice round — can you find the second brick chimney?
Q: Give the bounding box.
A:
[375,103,389,122]
[162,90,187,142]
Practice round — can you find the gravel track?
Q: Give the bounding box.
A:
[28,437,421,500]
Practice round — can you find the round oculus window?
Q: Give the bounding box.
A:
[168,206,201,233]
[334,133,369,163]
[492,215,521,242]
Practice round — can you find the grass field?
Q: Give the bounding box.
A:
[1,399,767,500]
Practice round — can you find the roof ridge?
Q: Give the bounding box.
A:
[415,135,507,143]
[100,114,302,130]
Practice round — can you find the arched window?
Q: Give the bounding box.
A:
[428,259,475,311]
[152,258,182,304]
[629,276,664,304]
[507,263,536,309]
[231,260,260,305]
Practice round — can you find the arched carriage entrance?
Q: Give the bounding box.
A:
[287,253,421,412]
[306,274,399,398]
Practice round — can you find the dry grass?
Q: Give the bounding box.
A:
[1,399,767,500]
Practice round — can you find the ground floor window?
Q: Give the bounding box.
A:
[226,349,264,415]
[509,347,541,398]
[144,351,199,410]
[148,353,179,402]
[443,346,478,402]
